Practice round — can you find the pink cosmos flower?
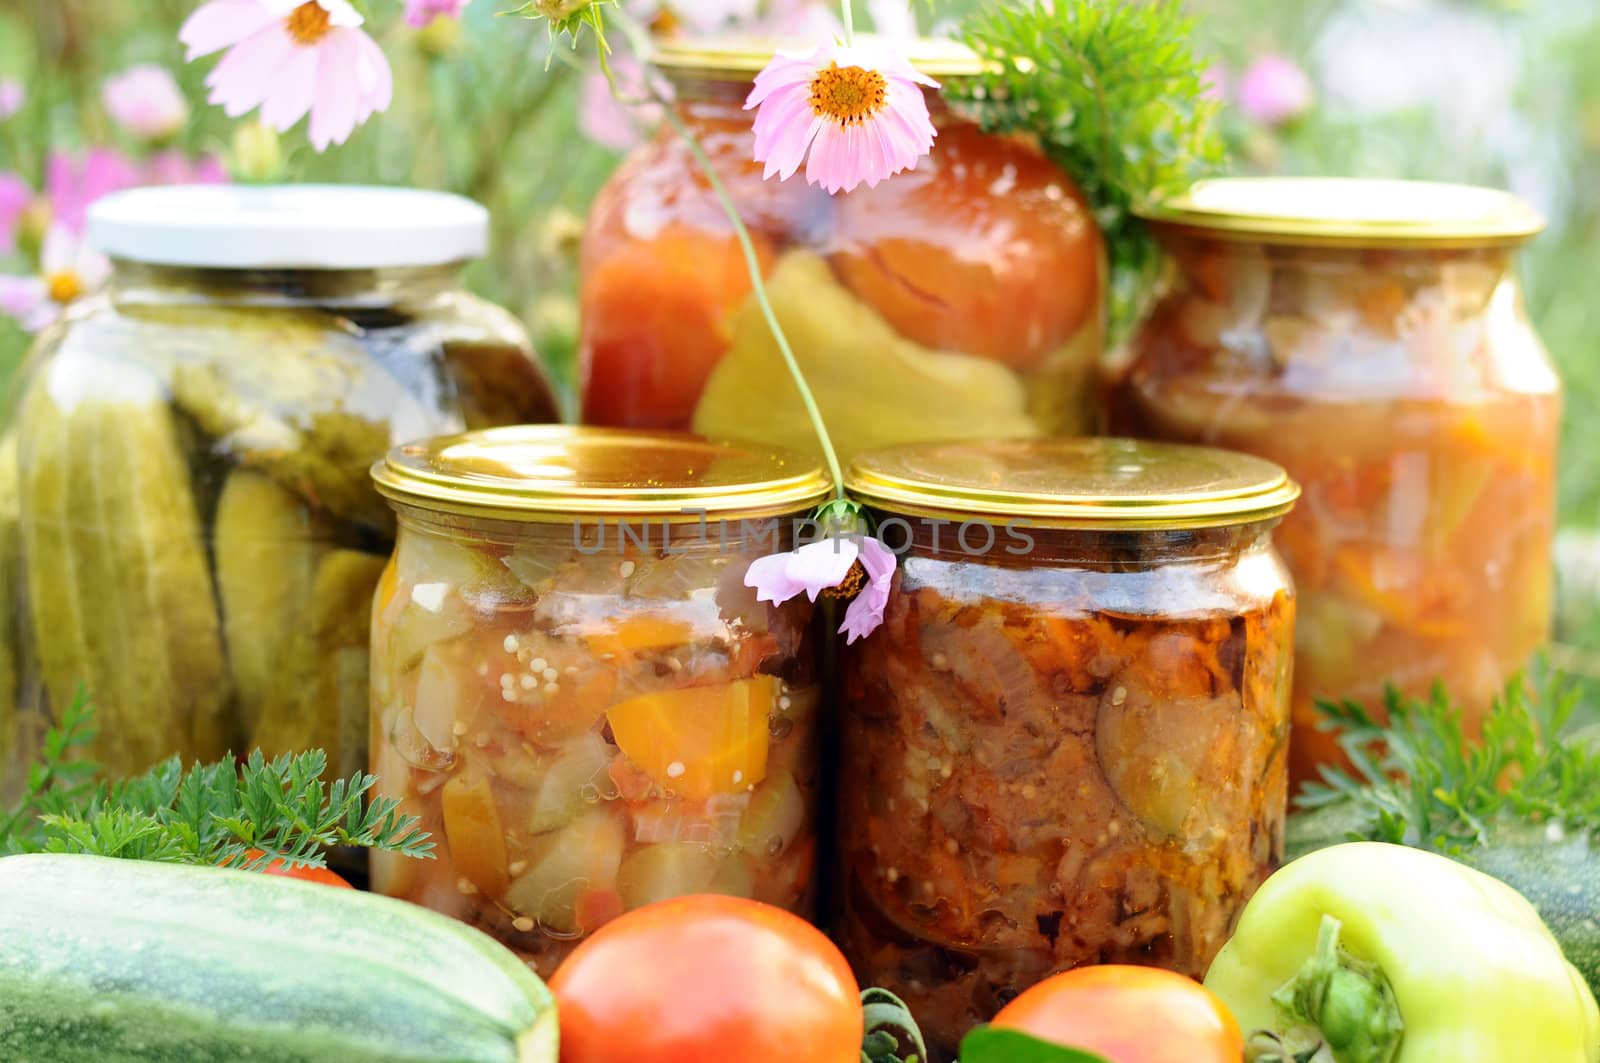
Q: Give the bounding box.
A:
[0,224,110,333]
[103,65,191,140]
[0,79,22,121]
[838,537,896,644]
[1238,54,1314,126]
[144,150,231,186]
[746,39,938,195]
[744,534,898,642]
[180,0,394,151]
[405,0,469,27]
[46,148,140,234]
[0,172,30,255]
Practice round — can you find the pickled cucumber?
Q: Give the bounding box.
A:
[692,251,1038,460]
[214,470,329,735]
[253,549,386,778]
[171,360,395,533]
[18,358,232,776]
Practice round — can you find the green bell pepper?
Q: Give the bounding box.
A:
[1204,842,1600,1063]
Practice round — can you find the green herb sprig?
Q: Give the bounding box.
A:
[950,0,1225,332]
[1,696,432,871]
[1297,668,1600,853]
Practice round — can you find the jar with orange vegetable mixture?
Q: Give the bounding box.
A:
[577,37,1106,461]
[367,426,831,974]
[1106,178,1560,785]
[835,438,1299,1062]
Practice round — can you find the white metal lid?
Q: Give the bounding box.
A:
[88,184,489,269]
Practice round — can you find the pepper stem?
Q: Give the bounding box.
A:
[1250,914,1404,1063]
[602,10,849,499]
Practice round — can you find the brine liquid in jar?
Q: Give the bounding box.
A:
[836,439,1298,1060]
[1108,178,1559,783]
[368,427,831,973]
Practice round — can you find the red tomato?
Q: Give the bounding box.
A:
[829,122,1104,372]
[991,966,1242,1063]
[550,894,862,1063]
[243,849,354,889]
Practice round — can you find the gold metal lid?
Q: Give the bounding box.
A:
[651,34,990,80]
[1139,177,1545,248]
[846,438,1299,529]
[373,426,832,522]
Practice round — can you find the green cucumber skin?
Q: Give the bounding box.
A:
[1286,808,1600,1000]
[0,854,557,1063]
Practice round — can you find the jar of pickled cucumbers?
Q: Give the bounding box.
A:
[577,37,1106,458]
[0,184,559,789]
[835,438,1298,1060]
[368,426,830,973]
[1106,178,1559,784]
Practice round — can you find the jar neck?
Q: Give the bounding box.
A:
[1156,231,1516,306]
[869,509,1281,569]
[106,260,465,308]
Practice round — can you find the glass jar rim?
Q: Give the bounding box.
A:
[847,438,1299,530]
[1139,177,1544,249]
[373,426,833,523]
[651,33,991,82]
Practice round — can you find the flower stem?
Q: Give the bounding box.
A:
[841,0,855,45]
[607,10,847,496]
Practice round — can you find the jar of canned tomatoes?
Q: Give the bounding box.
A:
[368,426,830,973]
[835,438,1298,1060]
[1106,178,1559,783]
[577,36,1106,459]
[0,184,558,790]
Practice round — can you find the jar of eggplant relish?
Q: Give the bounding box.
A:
[1106,178,1559,784]
[368,426,831,974]
[835,438,1298,1060]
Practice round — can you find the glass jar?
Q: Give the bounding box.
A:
[368,426,829,974]
[577,37,1106,460]
[835,438,1298,1060]
[0,185,559,788]
[1106,178,1559,784]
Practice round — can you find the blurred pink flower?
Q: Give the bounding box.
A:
[0,172,31,255]
[0,224,110,333]
[144,150,231,185]
[838,537,896,644]
[46,148,140,234]
[579,57,656,151]
[1238,54,1313,126]
[747,39,938,195]
[180,0,393,151]
[103,65,191,140]
[405,0,469,27]
[1201,62,1231,103]
[0,79,22,121]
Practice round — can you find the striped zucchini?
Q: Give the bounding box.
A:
[0,854,558,1063]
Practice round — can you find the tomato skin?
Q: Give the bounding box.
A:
[991,965,1242,1063]
[550,894,862,1063]
[243,849,354,889]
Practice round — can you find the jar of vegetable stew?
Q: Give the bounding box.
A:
[1106,178,1559,785]
[835,438,1298,1059]
[368,426,830,974]
[0,185,559,791]
[577,37,1106,460]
